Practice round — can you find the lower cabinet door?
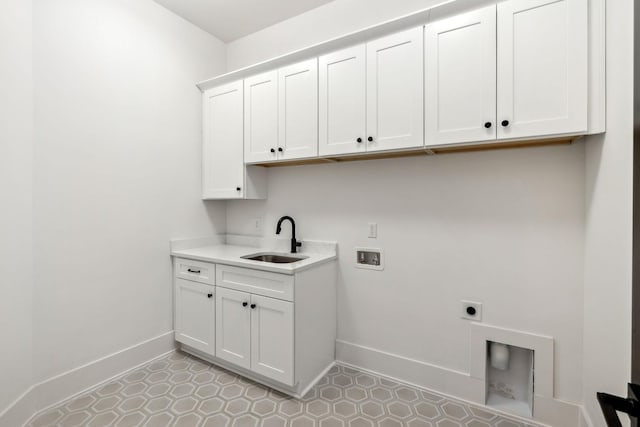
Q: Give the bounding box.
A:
[216,287,251,369]
[250,294,294,385]
[174,279,215,355]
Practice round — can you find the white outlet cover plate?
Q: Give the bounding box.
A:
[368,222,377,238]
[461,300,482,321]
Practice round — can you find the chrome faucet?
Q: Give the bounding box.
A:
[276,216,302,254]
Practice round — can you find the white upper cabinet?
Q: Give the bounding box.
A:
[199,0,598,176]
[319,27,424,155]
[425,0,587,146]
[202,81,245,199]
[497,0,587,139]
[245,71,278,163]
[278,59,318,160]
[319,45,367,156]
[366,27,424,152]
[319,28,424,156]
[425,5,497,145]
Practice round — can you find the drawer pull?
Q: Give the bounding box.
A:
[187,268,201,274]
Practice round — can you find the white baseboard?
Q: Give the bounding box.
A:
[0,386,36,427]
[297,362,335,399]
[0,332,177,427]
[1,335,586,427]
[336,339,581,427]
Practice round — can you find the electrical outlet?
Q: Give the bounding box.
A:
[461,300,482,321]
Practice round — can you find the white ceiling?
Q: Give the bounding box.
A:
[153,0,335,42]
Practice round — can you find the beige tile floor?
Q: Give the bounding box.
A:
[27,351,542,427]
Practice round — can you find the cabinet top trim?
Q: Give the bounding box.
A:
[196,0,495,91]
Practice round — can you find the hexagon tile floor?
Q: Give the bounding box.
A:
[27,351,543,427]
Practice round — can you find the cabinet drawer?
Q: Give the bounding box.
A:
[216,265,293,301]
[174,258,215,285]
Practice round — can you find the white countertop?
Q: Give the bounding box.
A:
[170,234,337,275]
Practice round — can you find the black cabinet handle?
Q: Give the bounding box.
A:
[187,269,201,274]
[242,302,248,307]
[368,136,373,142]
[484,122,492,129]
[236,187,241,191]
[357,138,362,143]
[270,148,275,153]
[278,147,283,152]
[501,120,510,127]
[207,293,213,298]
[250,304,256,309]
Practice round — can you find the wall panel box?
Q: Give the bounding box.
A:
[470,324,556,424]
[486,341,534,418]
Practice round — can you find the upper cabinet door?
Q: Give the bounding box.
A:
[497,0,587,139]
[215,287,251,370]
[366,27,424,152]
[425,6,497,146]
[319,45,367,156]
[245,71,278,163]
[202,81,245,200]
[278,59,319,160]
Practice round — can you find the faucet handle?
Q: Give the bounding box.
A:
[296,241,302,247]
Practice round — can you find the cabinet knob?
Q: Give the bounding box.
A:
[242,302,248,307]
[236,187,241,191]
[250,304,256,309]
[484,122,492,129]
[278,147,283,152]
[270,148,275,153]
[357,138,362,143]
[207,293,213,298]
[501,120,510,127]
[368,136,373,142]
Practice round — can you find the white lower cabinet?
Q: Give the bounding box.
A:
[215,287,252,370]
[173,258,336,396]
[216,273,294,385]
[216,287,295,385]
[174,278,215,355]
[250,294,294,385]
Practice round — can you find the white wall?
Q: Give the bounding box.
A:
[228,145,586,403]
[226,0,587,405]
[32,0,227,382]
[583,0,634,425]
[0,0,34,415]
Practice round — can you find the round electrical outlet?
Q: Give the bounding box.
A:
[461,301,482,321]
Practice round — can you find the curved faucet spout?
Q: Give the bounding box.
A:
[275,216,302,253]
